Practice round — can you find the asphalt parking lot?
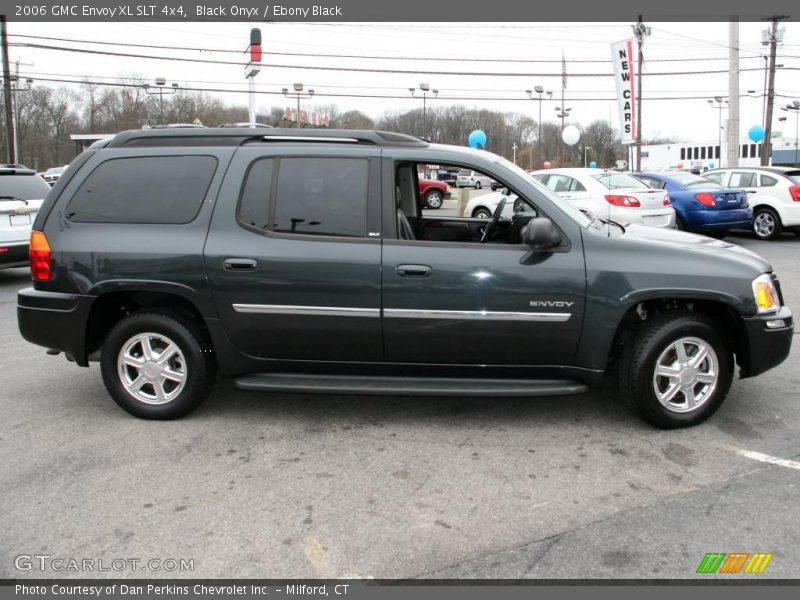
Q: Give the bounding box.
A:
[1,232,799,580]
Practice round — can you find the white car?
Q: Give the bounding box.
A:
[456,169,495,190]
[42,165,68,186]
[0,166,52,269]
[464,189,522,219]
[529,168,676,229]
[703,167,800,240]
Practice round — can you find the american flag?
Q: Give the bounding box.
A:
[562,52,567,90]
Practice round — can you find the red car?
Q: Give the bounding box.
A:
[419,178,448,209]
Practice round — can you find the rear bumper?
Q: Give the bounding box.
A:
[0,242,28,268]
[737,306,793,378]
[17,287,94,366]
[616,209,676,229]
[683,208,753,230]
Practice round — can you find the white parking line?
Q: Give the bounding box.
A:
[734,448,800,470]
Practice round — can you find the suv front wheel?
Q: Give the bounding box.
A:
[618,312,733,428]
[100,311,216,419]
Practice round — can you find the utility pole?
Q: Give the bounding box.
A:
[632,15,650,171]
[1,15,16,163]
[761,15,788,166]
[726,19,740,168]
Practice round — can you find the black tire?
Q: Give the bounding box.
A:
[474,181,482,190]
[675,216,686,231]
[472,208,492,219]
[618,312,733,429]
[424,189,444,209]
[100,311,216,419]
[751,207,782,240]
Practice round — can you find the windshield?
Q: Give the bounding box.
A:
[592,172,648,189]
[492,157,592,227]
[786,171,800,185]
[45,167,65,175]
[669,172,724,189]
[0,174,51,200]
[457,169,471,177]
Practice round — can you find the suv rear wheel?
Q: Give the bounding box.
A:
[618,312,733,428]
[100,311,216,419]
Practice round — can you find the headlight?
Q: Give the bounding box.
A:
[752,273,780,314]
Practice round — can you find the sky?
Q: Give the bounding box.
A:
[7,20,800,142]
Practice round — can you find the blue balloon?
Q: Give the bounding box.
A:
[708,161,715,169]
[748,124,765,143]
[468,129,487,149]
[589,161,597,168]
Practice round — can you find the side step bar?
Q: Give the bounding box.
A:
[234,374,590,397]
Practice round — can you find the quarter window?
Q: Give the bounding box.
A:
[238,158,275,230]
[760,174,778,187]
[273,157,368,238]
[66,155,217,224]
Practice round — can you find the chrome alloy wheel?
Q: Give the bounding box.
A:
[652,336,718,413]
[117,333,187,405]
[754,212,776,238]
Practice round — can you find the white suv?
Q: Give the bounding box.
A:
[1,166,52,269]
[703,167,800,240]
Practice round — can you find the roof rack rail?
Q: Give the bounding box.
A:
[105,128,429,149]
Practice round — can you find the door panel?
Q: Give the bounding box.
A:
[381,241,586,366]
[204,146,383,362]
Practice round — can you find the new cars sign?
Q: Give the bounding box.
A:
[610,39,636,144]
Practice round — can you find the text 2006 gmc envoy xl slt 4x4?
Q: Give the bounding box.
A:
[16,129,793,428]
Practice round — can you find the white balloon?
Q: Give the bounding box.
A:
[561,125,580,146]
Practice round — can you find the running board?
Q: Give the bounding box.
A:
[234,374,590,397]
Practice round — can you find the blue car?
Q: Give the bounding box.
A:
[634,171,752,238]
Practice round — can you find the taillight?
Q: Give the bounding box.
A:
[29,231,52,281]
[789,185,800,202]
[663,196,672,206]
[604,194,641,207]
[694,192,715,207]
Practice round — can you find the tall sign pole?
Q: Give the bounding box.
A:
[245,28,262,128]
[632,16,650,172]
[726,19,740,168]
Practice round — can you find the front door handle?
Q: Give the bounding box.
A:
[224,257,258,272]
[396,264,432,278]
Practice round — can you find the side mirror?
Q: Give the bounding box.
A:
[501,187,511,196]
[522,217,561,249]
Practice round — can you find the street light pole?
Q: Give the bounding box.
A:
[526,86,547,170]
[283,83,315,128]
[143,78,179,125]
[411,83,431,138]
[707,96,728,164]
[512,143,518,165]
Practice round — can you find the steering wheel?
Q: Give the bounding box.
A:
[480,197,507,243]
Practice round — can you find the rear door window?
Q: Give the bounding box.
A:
[66,155,217,223]
[273,157,368,238]
[729,172,757,188]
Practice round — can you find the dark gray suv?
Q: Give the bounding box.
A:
[17,129,793,427]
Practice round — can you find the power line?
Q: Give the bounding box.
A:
[11,41,795,78]
[9,32,789,64]
[24,74,800,103]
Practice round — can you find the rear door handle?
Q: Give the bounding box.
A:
[223,258,258,272]
[396,264,432,278]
